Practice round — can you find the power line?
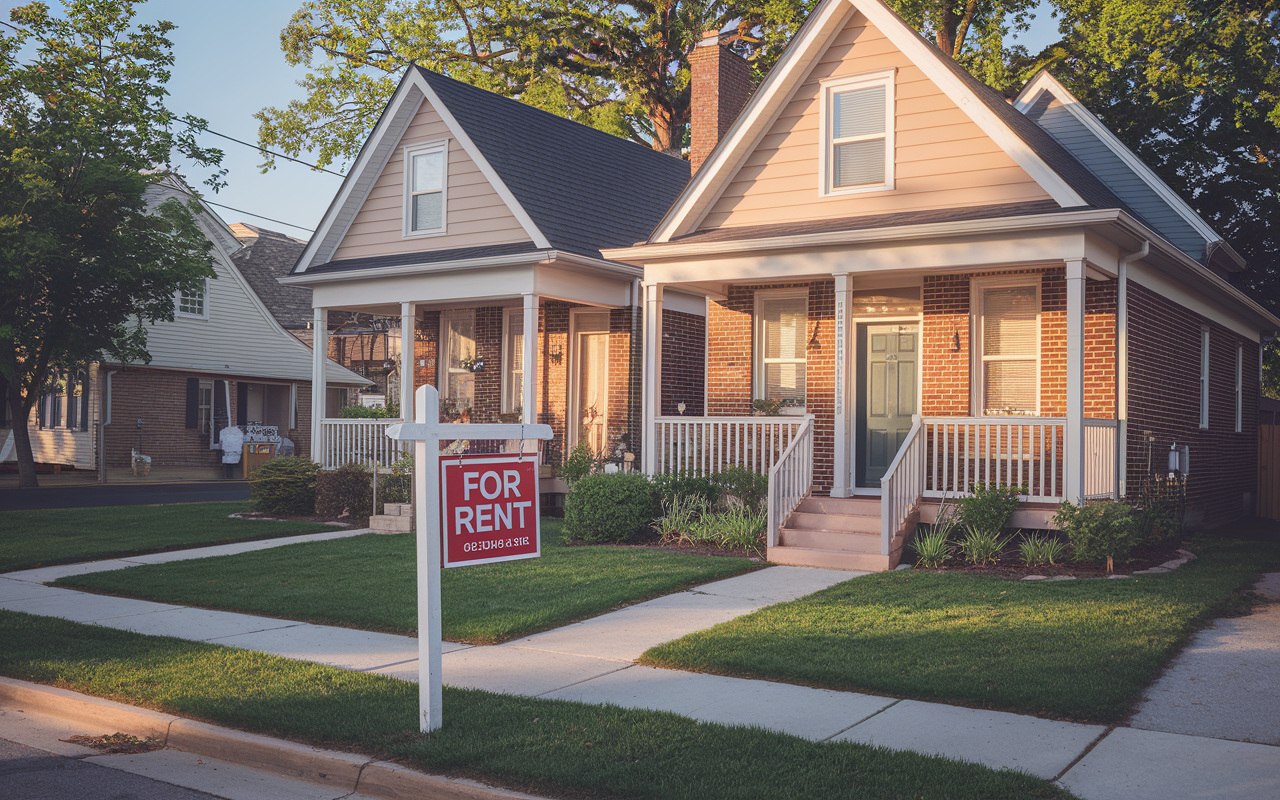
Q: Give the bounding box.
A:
[201,200,314,233]
[195,127,346,177]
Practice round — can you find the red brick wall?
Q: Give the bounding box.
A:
[690,38,753,172]
[1127,282,1258,523]
[922,274,970,415]
[1085,279,1117,418]
[661,309,706,416]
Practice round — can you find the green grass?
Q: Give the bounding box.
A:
[0,502,332,573]
[54,520,758,644]
[0,610,1074,800]
[641,535,1280,723]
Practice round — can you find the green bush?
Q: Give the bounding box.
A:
[1018,533,1068,567]
[1055,500,1141,572]
[956,525,1013,565]
[315,464,373,519]
[911,528,953,568]
[959,482,1021,534]
[653,494,708,546]
[650,471,720,510]
[565,473,659,543]
[690,507,767,556]
[559,441,597,487]
[713,466,769,512]
[337,403,399,419]
[249,457,320,516]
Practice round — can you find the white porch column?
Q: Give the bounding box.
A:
[400,302,415,423]
[832,273,853,496]
[641,283,663,475]
[521,293,538,426]
[310,306,328,465]
[1065,259,1086,504]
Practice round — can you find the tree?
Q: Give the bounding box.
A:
[890,0,1040,91]
[0,0,224,489]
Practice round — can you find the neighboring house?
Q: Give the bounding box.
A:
[289,0,1278,570]
[0,180,367,474]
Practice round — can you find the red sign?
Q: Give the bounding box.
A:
[440,453,540,567]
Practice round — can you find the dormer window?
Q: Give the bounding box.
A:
[404,140,448,237]
[819,69,895,196]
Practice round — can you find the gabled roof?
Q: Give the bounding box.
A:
[293,67,690,274]
[229,224,312,329]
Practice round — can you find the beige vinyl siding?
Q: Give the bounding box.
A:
[331,103,532,262]
[700,12,1051,230]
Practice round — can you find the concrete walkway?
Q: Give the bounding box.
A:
[3,533,1280,798]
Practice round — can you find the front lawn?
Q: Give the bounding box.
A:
[641,535,1280,723]
[54,520,759,644]
[0,502,333,573]
[0,610,1074,800]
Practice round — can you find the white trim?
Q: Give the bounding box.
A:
[175,278,210,320]
[501,306,524,415]
[402,139,449,238]
[754,289,810,411]
[438,309,476,405]
[971,275,1042,417]
[1014,71,1221,244]
[818,68,896,197]
[1200,326,1211,429]
[1236,342,1243,434]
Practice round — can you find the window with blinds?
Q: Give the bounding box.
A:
[979,284,1038,416]
[756,293,807,409]
[821,70,894,196]
[503,309,524,414]
[404,141,447,235]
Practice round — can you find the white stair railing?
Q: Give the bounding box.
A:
[766,416,814,548]
[880,416,925,557]
[318,418,407,470]
[654,415,809,475]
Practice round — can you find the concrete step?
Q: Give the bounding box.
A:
[779,528,881,553]
[796,496,880,516]
[766,545,892,572]
[368,514,412,533]
[786,511,880,533]
[382,503,412,518]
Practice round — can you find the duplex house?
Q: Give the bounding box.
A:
[290,0,1278,569]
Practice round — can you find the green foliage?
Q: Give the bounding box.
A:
[315,464,372,519]
[959,482,1021,534]
[955,525,1013,565]
[0,0,225,488]
[751,398,784,416]
[338,403,399,418]
[249,457,321,516]
[1134,475,1186,542]
[911,528,953,568]
[558,441,597,487]
[653,494,709,546]
[711,466,768,511]
[691,507,767,557]
[565,473,658,543]
[1018,533,1068,568]
[1055,500,1142,571]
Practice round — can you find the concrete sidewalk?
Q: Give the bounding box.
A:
[3,532,1280,798]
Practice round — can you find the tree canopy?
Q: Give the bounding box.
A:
[0,0,224,488]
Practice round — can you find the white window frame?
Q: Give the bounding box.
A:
[501,307,525,415]
[175,278,209,319]
[438,310,476,402]
[1235,342,1243,433]
[1200,326,1210,429]
[971,276,1042,417]
[754,289,809,412]
[402,139,449,239]
[817,68,896,198]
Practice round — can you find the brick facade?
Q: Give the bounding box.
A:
[660,309,706,416]
[689,35,753,172]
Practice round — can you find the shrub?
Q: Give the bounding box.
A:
[338,403,398,419]
[959,481,1021,534]
[911,528,952,568]
[653,494,708,546]
[692,507,767,556]
[1055,500,1141,572]
[559,441,597,487]
[713,466,768,512]
[956,524,1013,565]
[565,473,658,543]
[249,457,319,516]
[374,452,413,511]
[315,464,373,519]
[1018,533,1068,567]
[650,471,721,510]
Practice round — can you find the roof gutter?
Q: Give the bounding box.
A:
[280,248,643,287]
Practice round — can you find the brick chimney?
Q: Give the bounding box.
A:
[689,30,753,173]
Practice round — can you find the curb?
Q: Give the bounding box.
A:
[0,677,547,800]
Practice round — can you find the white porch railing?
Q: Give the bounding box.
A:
[318,418,407,470]
[880,416,925,556]
[653,415,812,475]
[766,416,814,548]
[1083,418,1119,500]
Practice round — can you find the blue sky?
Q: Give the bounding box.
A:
[3,0,1062,240]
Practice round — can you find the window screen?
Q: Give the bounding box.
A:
[981,285,1037,415]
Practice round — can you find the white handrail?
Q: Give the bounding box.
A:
[880,416,924,557]
[653,415,809,475]
[766,416,814,548]
[318,418,407,470]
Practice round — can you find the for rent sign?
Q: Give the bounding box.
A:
[440,453,540,567]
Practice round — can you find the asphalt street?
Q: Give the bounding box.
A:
[0,482,248,511]
[0,737,221,800]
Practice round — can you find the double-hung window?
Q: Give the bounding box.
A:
[502,309,525,415]
[755,292,808,412]
[404,141,447,236]
[820,69,895,196]
[975,281,1039,416]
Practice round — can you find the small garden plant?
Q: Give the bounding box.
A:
[1018,533,1068,567]
[249,457,320,516]
[1055,499,1141,573]
[956,525,1012,565]
[959,481,1021,534]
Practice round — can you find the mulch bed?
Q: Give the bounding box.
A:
[908,536,1192,579]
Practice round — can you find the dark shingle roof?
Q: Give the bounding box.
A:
[229,225,312,329]
[303,242,544,275]
[416,67,691,258]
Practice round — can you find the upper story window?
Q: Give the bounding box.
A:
[176,280,207,318]
[755,291,808,413]
[819,69,895,197]
[974,280,1039,416]
[404,140,448,237]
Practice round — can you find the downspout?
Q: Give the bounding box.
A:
[99,369,118,483]
[1117,240,1149,499]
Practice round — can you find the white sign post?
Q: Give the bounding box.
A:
[386,385,553,732]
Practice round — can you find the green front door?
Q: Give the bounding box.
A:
[860,323,918,486]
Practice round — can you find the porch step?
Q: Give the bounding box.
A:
[778,528,880,553]
[785,511,879,534]
[369,514,412,534]
[383,503,412,517]
[766,545,892,572]
[795,496,881,516]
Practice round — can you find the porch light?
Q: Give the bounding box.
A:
[953,330,961,352]
[550,343,563,364]
[677,401,686,415]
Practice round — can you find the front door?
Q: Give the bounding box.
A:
[572,312,611,456]
[858,323,918,486]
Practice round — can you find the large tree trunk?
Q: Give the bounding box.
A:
[649,104,682,156]
[6,382,38,489]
